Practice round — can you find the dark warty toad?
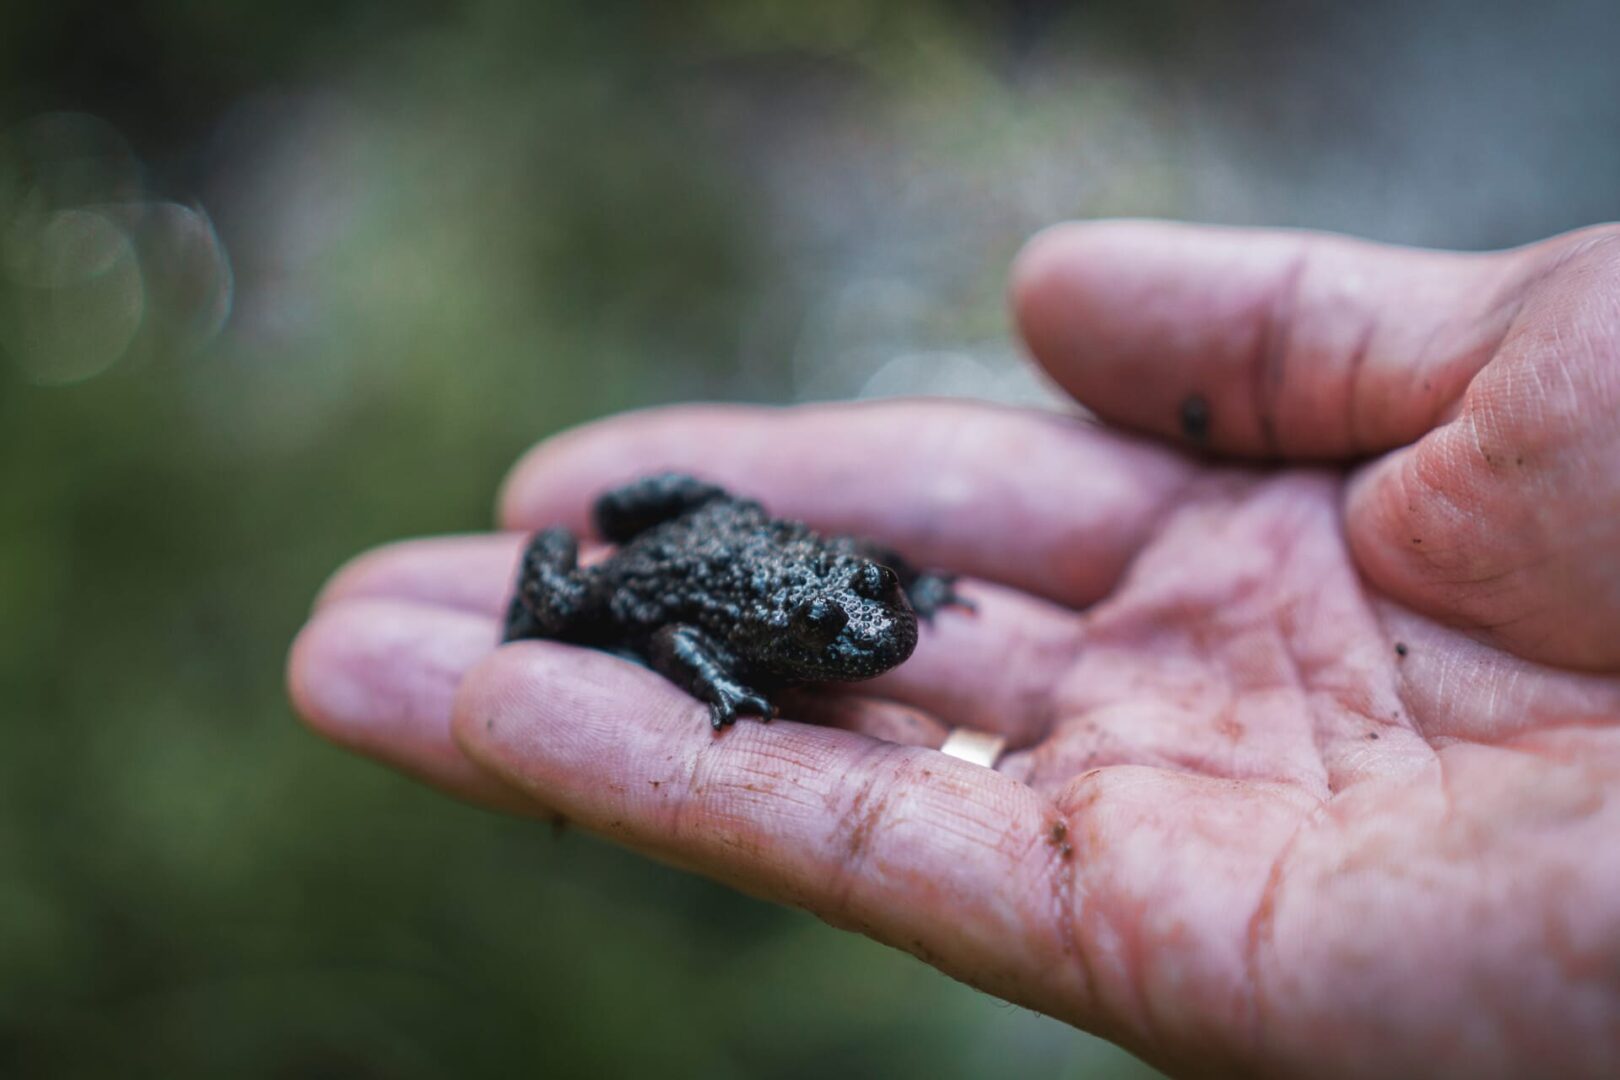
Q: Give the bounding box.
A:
[502,473,969,728]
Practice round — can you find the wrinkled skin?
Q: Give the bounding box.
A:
[288,221,1620,1078]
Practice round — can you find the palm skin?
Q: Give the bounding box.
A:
[288,221,1620,1077]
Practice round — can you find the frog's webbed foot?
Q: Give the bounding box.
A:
[647,624,777,729]
[504,527,592,642]
[593,474,730,544]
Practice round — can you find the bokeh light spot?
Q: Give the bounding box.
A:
[3,208,146,385]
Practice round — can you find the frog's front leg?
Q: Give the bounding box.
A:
[504,526,593,642]
[647,624,776,729]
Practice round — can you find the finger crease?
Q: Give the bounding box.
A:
[1249,249,1310,458]
[828,742,904,911]
[1342,316,1378,456]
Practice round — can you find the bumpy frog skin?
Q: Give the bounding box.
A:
[502,473,967,728]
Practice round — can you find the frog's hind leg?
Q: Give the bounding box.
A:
[592,473,729,543]
[503,527,592,642]
[647,624,776,729]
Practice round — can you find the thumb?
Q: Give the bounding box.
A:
[1014,218,1620,669]
[1011,219,1529,459]
[1346,227,1620,670]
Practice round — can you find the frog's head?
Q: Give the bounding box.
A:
[752,560,919,682]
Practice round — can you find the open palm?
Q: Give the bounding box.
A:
[289,221,1620,1077]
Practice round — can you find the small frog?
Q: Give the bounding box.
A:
[503,473,968,728]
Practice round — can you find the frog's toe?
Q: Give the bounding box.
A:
[909,574,974,621]
[708,690,774,729]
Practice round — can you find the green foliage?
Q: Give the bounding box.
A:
[0,2,1157,1076]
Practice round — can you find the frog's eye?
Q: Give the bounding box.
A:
[789,597,849,647]
[850,563,900,600]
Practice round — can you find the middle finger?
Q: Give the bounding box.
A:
[317,534,1081,739]
[499,400,1196,609]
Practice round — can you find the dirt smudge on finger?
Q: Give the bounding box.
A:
[1180,394,1212,444]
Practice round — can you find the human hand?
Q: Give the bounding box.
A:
[288,221,1620,1077]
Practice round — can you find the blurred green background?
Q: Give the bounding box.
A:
[4,2,1619,1076]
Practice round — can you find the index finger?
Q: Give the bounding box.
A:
[1012,219,1532,459]
[453,640,1087,1017]
[499,400,1196,609]
[453,638,1315,1073]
